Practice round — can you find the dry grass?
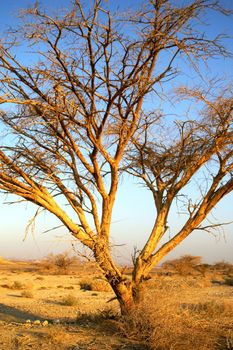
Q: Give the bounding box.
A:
[80,277,112,292]
[39,253,77,274]
[0,258,232,350]
[212,261,233,275]
[2,280,33,290]
[118,283,232,350]
[21,290,34,298]
[162,255,203,276]
[61,293,79,306]
[224,277,233,286]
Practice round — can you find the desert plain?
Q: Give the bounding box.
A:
[0,255,232,350]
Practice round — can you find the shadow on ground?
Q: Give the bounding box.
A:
[0,303,44,323]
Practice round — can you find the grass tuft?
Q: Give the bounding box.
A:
[61,294,78,306]
[21,290,34,298]
[79,278,112,292]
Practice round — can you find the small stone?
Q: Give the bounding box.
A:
[42,320,49,326]
[25,320,31,324]
[52,319,60,324]
[33,320,41,325]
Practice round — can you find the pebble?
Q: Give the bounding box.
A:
[52,319,60,324]
[33,320,41,325]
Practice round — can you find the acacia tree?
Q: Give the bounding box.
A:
[0,0,232,313]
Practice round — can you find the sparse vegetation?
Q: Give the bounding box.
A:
[213,262,233,275]
[224,277,233,286]
[119,296,209,349]
[10,281,25,290]
[162,255,203,276]
[0,257,232,349]
[40,253,77,274]
[80,278,112,292]
[118,289,233,350]
[61,294,79,306]
[2,280,33,290]
[21,290,34,298]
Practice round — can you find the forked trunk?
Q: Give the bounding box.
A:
[111,280,145,315]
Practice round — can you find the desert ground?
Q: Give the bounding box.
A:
[0,255,232,350]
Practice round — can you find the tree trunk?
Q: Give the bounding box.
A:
[110,279,133,314]
[110,279,145,315]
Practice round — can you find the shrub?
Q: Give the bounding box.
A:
[80,278,112,292]
[183,300,233,318]
[162,255,202,276]
[224,277,233,286]
[212,261,233,274]
[40,252,77,274]
[21,290,34,298]
[90,279,112,292]
[118,291,221,350]
[61,294,78,306]
[7,281,26,290]
[79,280,92,290]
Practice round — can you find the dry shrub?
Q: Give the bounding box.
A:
[224,277,233,286]
[80,277,112,292]
[146,274,211,292]
[118,290,226,350]
[61,293,78,306]
[10,280,25,289]
[3,280,33,290]
[90,279,112,292]
[182,300,233,318]
[40,252,77,274]
[212,261,233,275]
[21,290,34,298]
[162,255,202,276]
[216,331,233,350]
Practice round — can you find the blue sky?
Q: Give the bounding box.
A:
[0,0,233,263]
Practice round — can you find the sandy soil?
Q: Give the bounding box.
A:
[0,259,232,350]
[0,260,145,350]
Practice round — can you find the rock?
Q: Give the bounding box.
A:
[52,319,60,324]
[33,320,41,325]
[42,320,49,326]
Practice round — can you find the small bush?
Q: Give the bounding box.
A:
[79,280,92,290]
[61,294,78,306]
[6,281,27,290]
[212,261,233,274]
[80,278,112,292]
[90,279,112,292]
[40,252,77,274]
[224,277,233,286]
[21,290,34,298]
[162,255,202,276]
[183,300,233,318]
[217,331,233,350]
[118,291,221,350]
